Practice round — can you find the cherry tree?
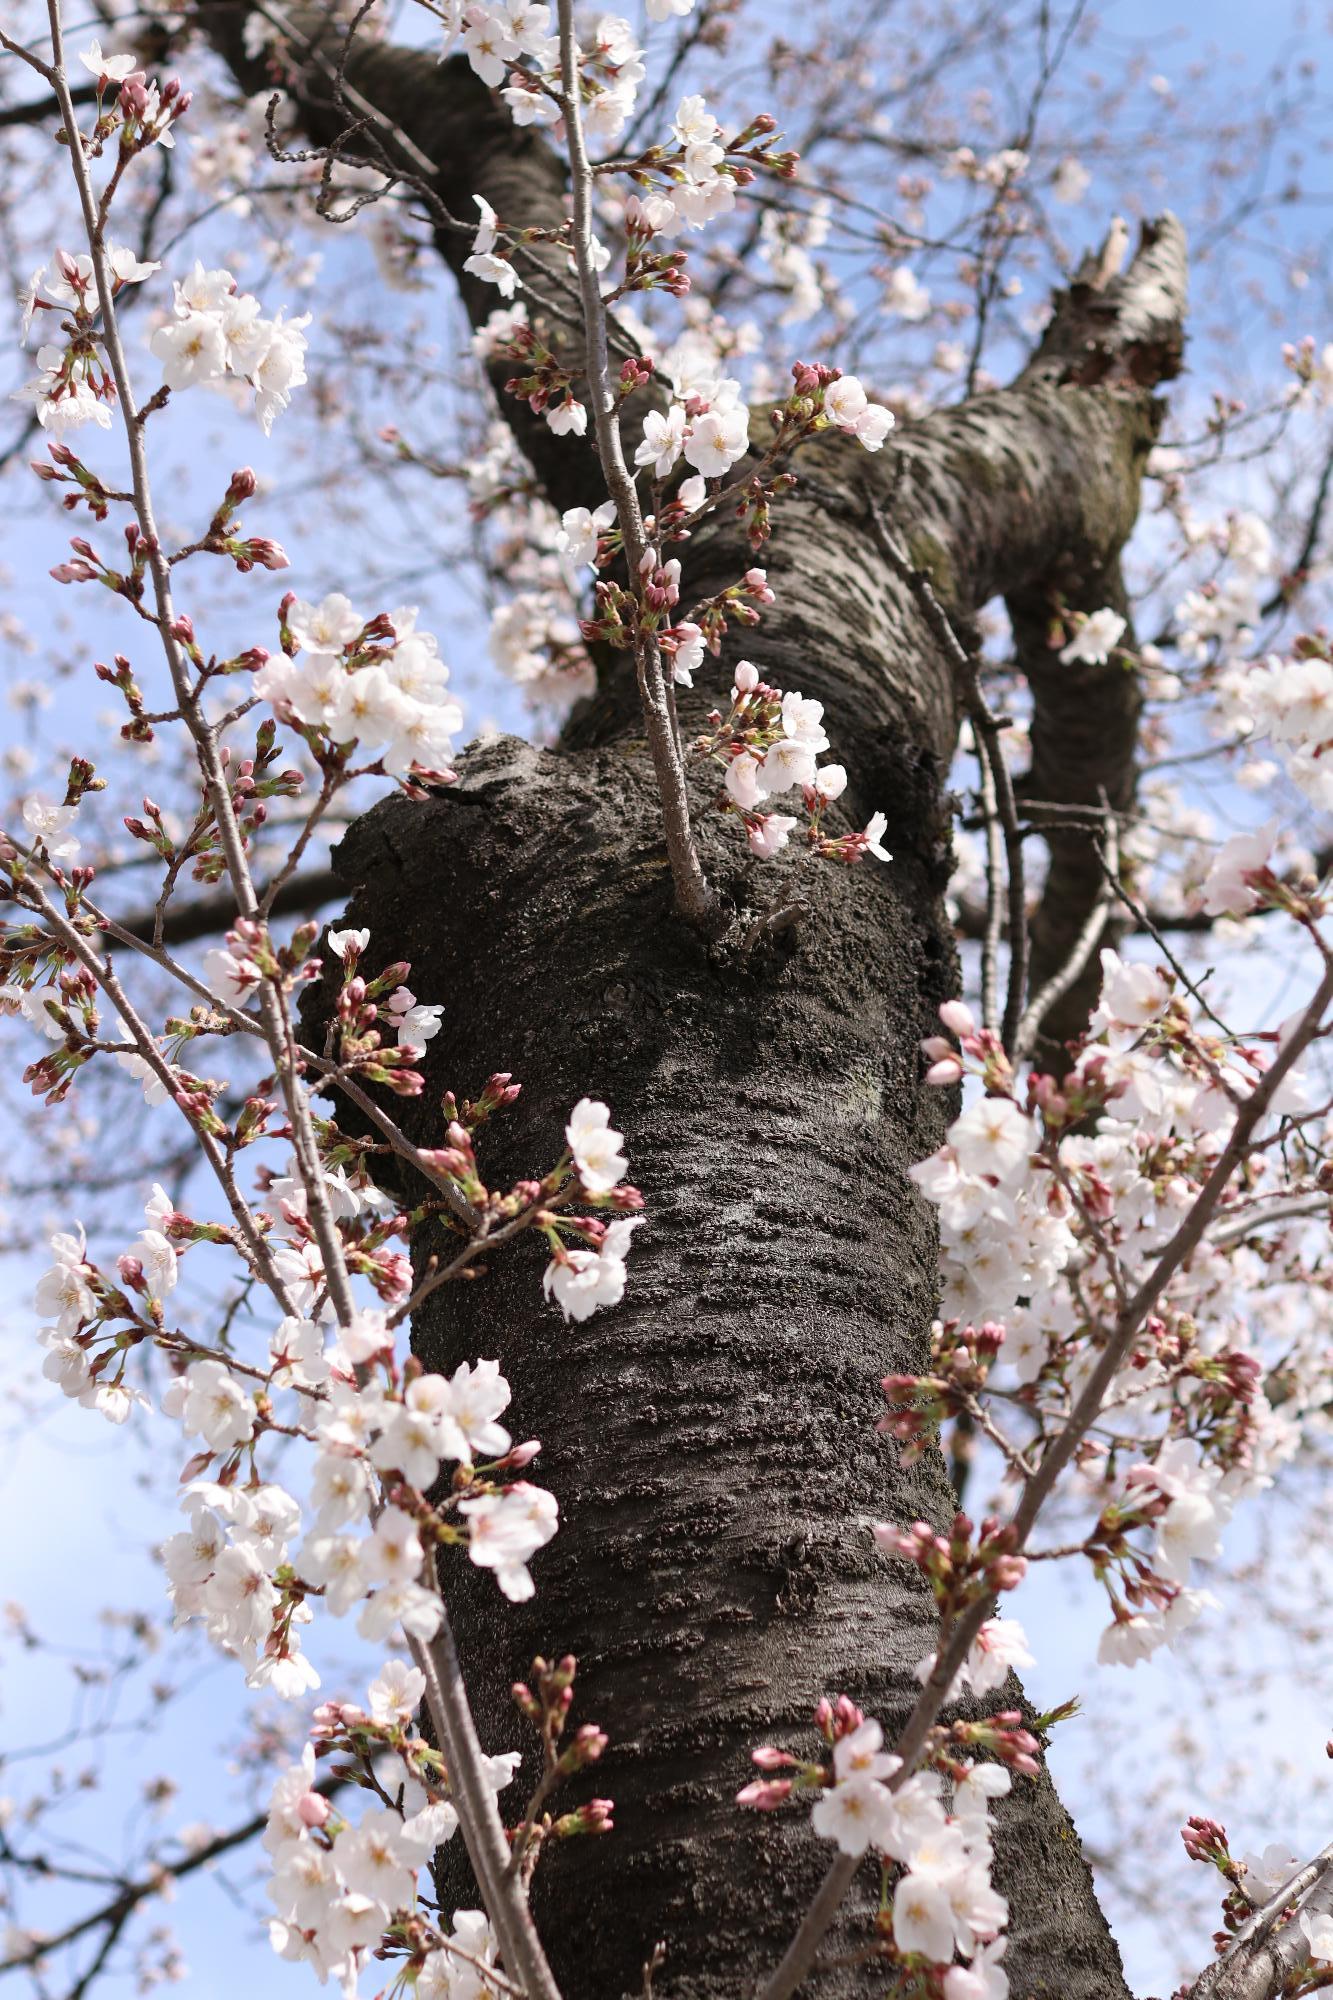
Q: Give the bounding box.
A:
[3,4,1333,2000]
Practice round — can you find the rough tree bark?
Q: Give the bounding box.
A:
[200,9,1185,1993]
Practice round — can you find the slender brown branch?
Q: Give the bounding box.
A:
[1013,805,1117,1061]
[0,1774,346,1976]
[410,1607,564,2000]
[556,0,714,930]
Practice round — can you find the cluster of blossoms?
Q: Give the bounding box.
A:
[162,1333,556,1699]
[31,1093,642,1694]
[1179,1818,1333,1980]
[16,895,651,1703]
[490,589,594,704]
[690,659,893,862]
[262,1649,610,1992]
[740,1698,1020,1998]
[623,94,750,238]
[459,3,644,141]
[77,37,190,147]
[1176,1824,1333,1976]
[264,1662,508,1990]
[542,1099,642,1319]
[17,244,306,442]
[1220,633,1333,811]
[896,937,1329,1666]
[445,422,604,705]
[758,200,831,325]
[17,243,159,434]
[149,260,309,435]
[253,593,464,784]
[634,355,893,490]
[18,38,303,443]
[1283,332,1333,407]
[636,371,752,483]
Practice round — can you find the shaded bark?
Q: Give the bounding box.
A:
[218,10,1192,1993]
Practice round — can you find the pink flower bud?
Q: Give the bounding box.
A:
[733,661,760,693]
[241,538,289,572]
[297,1791,330,1827]
[736,1778,792,1810]
[503,1440,543,1468]
[118,73,151,117]
[939,999,977,1037]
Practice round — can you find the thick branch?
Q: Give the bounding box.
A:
[1006,216,1188,1050]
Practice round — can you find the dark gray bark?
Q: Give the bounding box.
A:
[211,9,1191,1993]
[328,737,1126,2000]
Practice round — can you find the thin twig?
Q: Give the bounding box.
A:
[1013,803,1117,1061]
[556,0,714,930]
[410,1607,564,2000]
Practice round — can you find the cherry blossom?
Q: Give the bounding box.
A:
[544,1218,640,1321]
[1202,820,1279,915]
[459,1482,560,1600]
[462,195,517,298]
[811,1775,904,1856]
[149,263,309,432]
[1058,607,1127,665]
[78,39,138,82]
[566,1097,628,1192]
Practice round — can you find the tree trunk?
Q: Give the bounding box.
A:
[330,729,1129,2000]
[214,10,1190,1989]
